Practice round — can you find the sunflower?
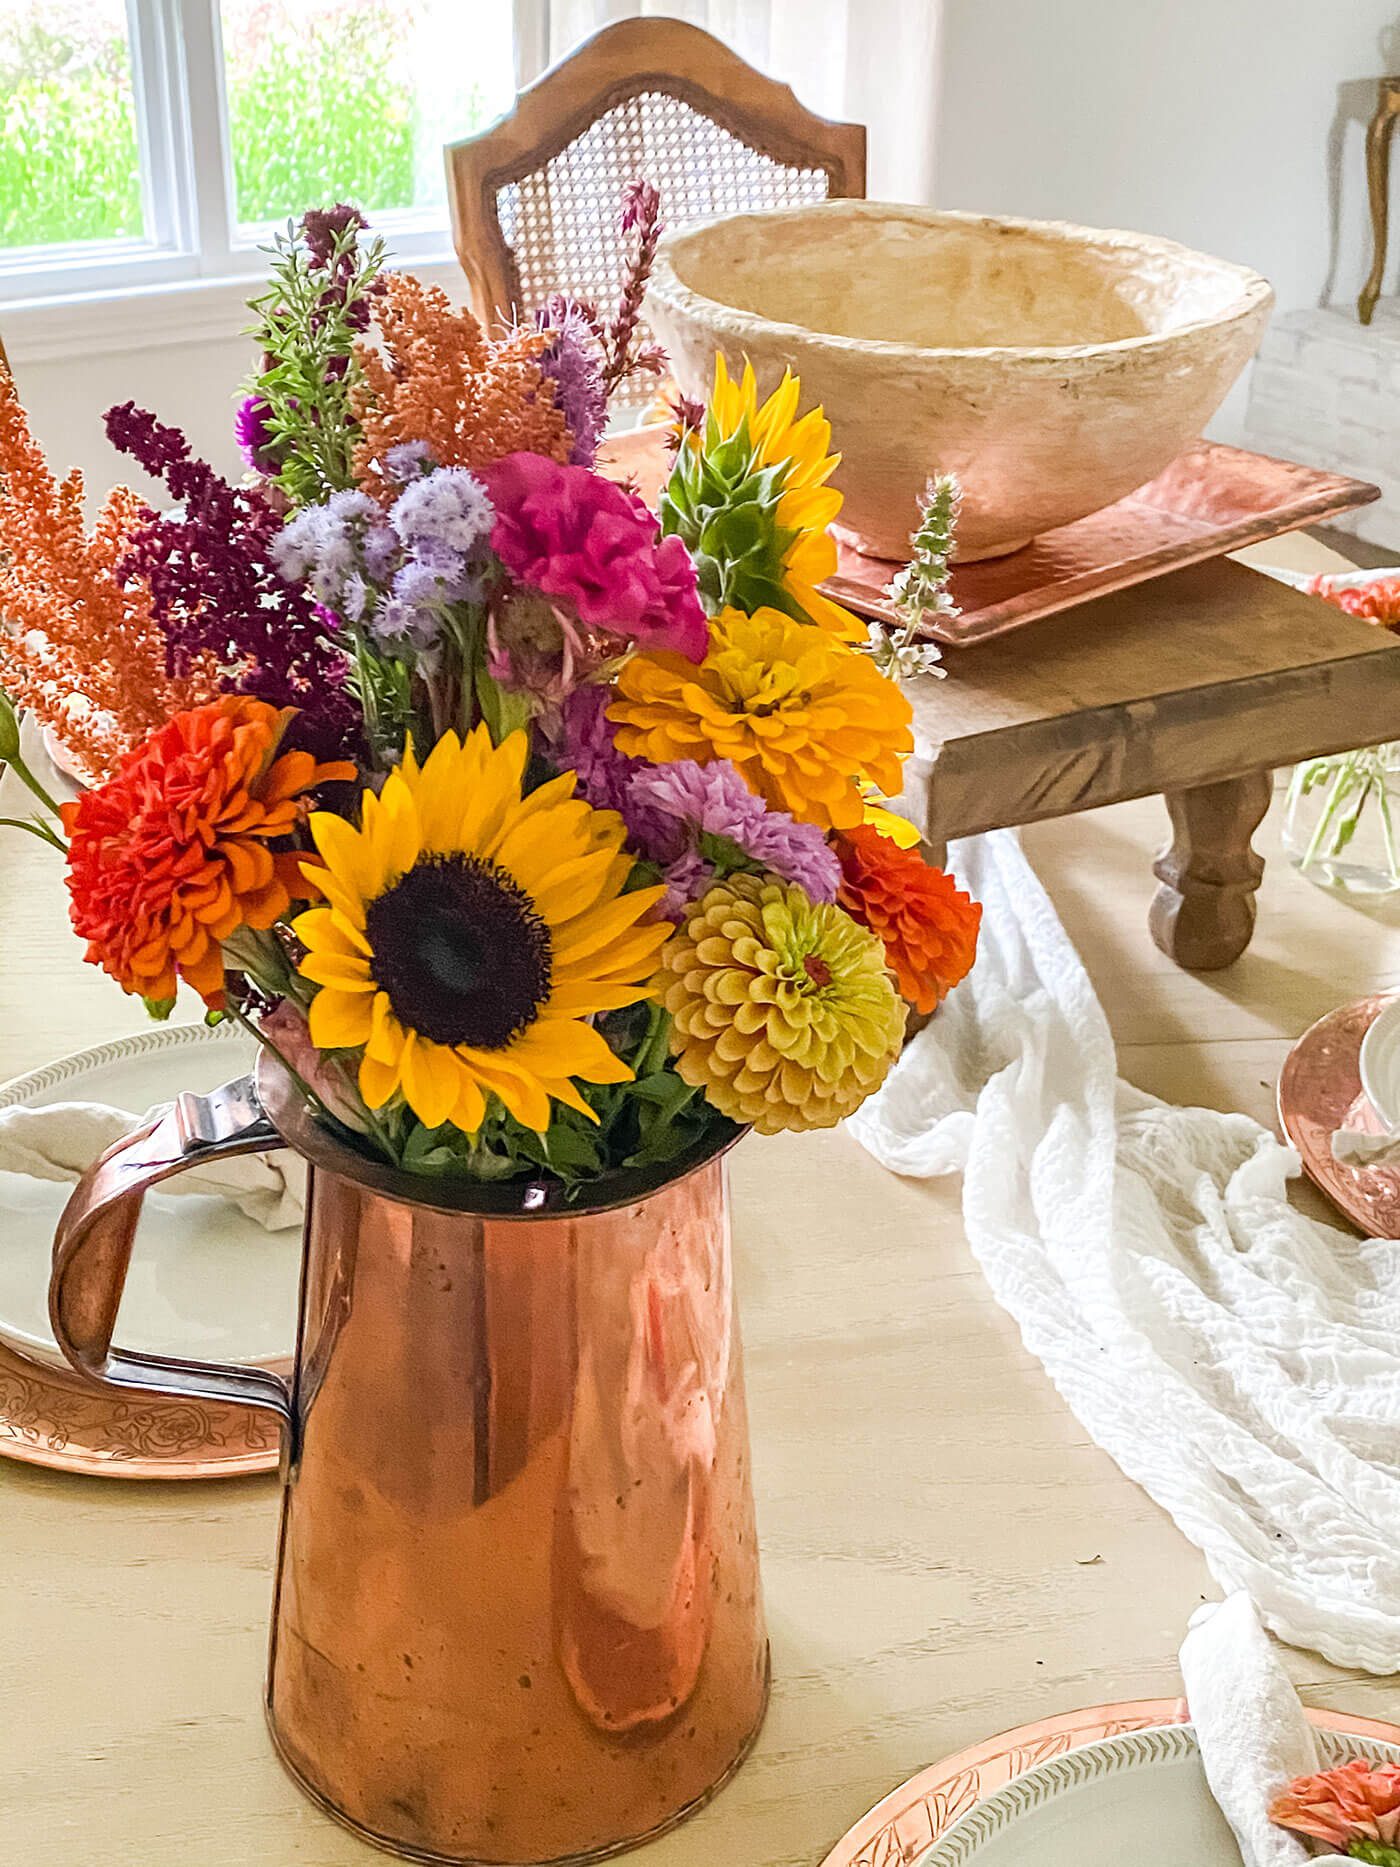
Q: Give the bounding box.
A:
[608,604,912,831]
[660,355,863,639]
[293,726,669,1135]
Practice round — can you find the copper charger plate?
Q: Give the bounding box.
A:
[826,442,1380,647]
[1278,994,1400,1239]
[819,1698,1400,1867]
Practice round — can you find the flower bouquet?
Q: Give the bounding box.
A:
[0,197,980,1190]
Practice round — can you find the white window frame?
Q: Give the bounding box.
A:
[0,0,547,341]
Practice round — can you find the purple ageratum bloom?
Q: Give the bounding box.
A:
[270,489,394,608]
[626,759,841,907]
[384,440,434,485]
[389,466,494,561]
[533,296,607,468]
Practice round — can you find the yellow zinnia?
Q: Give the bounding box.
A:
[292,725,669,1135]
[608,604,913,832]
[657,874,905,1134]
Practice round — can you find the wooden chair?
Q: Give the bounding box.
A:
[445,15,866,387]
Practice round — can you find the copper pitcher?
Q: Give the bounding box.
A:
[49,1058,769,1865]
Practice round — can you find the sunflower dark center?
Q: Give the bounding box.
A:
[365,855,552,1049]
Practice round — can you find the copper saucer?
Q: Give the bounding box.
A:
[819,1698,1400,1867]
[1278,994,1400,1239]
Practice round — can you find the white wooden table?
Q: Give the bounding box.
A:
[2,537,1398,1866]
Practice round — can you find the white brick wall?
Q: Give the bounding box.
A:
[1244,307,1400,550]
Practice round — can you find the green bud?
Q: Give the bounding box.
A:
[143,995,177,1023]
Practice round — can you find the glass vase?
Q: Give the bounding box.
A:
[1283,744,1400,897]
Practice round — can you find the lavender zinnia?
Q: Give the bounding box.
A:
[627,758,841,916]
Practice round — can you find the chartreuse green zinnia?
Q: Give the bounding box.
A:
[657,874,905,1133]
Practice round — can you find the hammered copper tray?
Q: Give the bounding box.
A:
[819,1698,1400,1867]
[825,442,1380,647]
[1278,994,1400,1240]
[600,429,1378,651]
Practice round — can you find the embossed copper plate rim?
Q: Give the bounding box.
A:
[817,1698,1400,1867]
[0,1025,288,1481]
[1278,993,1400,1240]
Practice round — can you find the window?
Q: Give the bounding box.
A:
[0,0,523,303]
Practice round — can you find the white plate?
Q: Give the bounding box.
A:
[919,1724,1400,1866]
[0,1024,300,1371]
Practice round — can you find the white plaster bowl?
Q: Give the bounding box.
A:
[646,202,1273,561]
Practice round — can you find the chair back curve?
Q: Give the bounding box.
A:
[445,13,866,369]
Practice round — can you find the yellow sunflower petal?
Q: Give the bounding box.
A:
[309,987,374,1050]
[359,1051,401,1110]
[399,1035,461,1130]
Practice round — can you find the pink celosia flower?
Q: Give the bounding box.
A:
[479,451,709,660]
[1270,1759,1400,1854]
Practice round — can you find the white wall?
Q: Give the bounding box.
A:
[931,0,1398,442]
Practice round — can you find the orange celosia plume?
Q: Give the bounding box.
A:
[62,697,354,1007]
[836,824,982,1015]
[0,366,214,781]
[351,273,571,493]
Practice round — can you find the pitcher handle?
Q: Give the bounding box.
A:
[49,1073,295,1444]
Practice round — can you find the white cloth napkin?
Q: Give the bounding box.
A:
[1180,1594,1319,1867]
[847,829,1400,1674]
[0,1099,305,1231]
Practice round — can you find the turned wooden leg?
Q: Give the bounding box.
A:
[1149,771,1273,970]
[1360,81,1400,325]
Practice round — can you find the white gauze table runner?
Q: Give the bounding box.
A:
[846,830,1400,1674]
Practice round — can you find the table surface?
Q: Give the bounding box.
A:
[3,534,1399,1866]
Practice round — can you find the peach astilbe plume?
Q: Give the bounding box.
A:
[0,368,213,781]
[352,272,571,491]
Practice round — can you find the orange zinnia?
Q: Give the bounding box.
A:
[836,825,981,1015]
[62,697,354,1006]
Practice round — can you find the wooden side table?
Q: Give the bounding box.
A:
[894,557,1400,969]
